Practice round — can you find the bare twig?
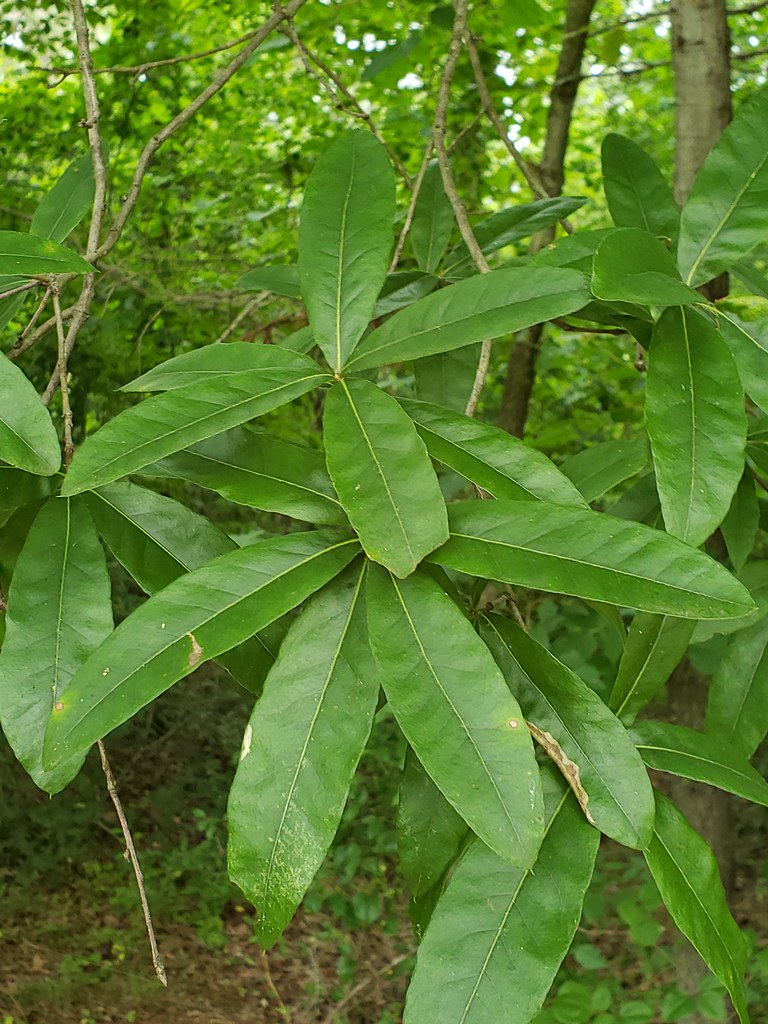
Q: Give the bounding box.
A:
[51,288,74,466]
[389,142,433,272]
[261,950,291,1020]
[98,741,167,987]
[432,0,491,418]
[588,6,668,38]
[0,280,41,302]
[0,581,7,613]
[213,296,264,344]
[8,305,72,360]
[322,954,410,1024]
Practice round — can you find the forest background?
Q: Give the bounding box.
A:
[1,1,767,1023]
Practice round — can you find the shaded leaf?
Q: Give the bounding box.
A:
[717,308,768,414]
[677,86,768,286]
[62,365,329,495]
[592,229,701,307]
[559,439,650,503]
[607,471,661,526]
[401,398,586,507]
[430,500,755,619]
[298,130,395,370]
[631,721,768,807]
[721,473,759,572]
[413,345,481,413]
[411,162,454,273]
[347,267,591,371]
[43,531,359,765]
[228,562,378,946]
[706,615,768,758]
[644,794,749,1024]
[646,307,745,546]
[403,769,599,1024]
[145,426,347,526]
[373,271,439,318]
[235,265,301,298]
[482,614,654,848]
[609,613,696,723]
[367,565,544,867]
[0,465,52,518]
[30,150,96,243]
[601,134,680,242]
[0,498,112,793]
[324,378,447,578]
[0,352,61,476]
[0,229,92,276]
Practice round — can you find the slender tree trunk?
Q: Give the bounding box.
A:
[498,0,596,437]
[668,4,734,1020]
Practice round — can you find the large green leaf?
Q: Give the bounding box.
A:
[346,267,591,372]
[144,426,346,526]
[61,366,329,496]
[0,229,93,276]
[403,770,599,1024]
[43,531,359,765]
[373,271,439,318]
[609,613,696,723]
[592,229,702,307]
[646,307,746,546]
[430,501,755,619]
[631,721,768,807]
[411,161,454,274]
[228,562,378,946]
[559,439,650,503]
[121,343,321,392]
[413,345,481,413]
[85,481,285,693]
[444,197,587,274]
[693,560,768,644]
[482,615,654,849]
[677,86,768,286]
[400,398,586,507]
[601,134,680,242]
[717,308,768,414]
[706,615,768,758]
[721,472,759,573]
[645,794,749,1024]
[0,352,61,476]
[0,498,112,793]
[30,150,96,243]
[298,130,395,371]
[397,747,467,897]
[324,378,447,578]
[235,265,301,298]
[366,566,544,868]
[0,465,52,520]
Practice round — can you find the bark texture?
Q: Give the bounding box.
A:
[498,0,596,438]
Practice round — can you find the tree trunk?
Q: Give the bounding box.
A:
[498,0,596,438]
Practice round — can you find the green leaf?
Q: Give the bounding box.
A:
[0,465,52,518]
[401,398,586,507]
[717,309,768,414]
[721,473,759,573]
[431,501,755,619]
[677,87,768,286]
[0,230,93,276]
[0,290,26,333]
[601,135,680,243]
[373,271,439,318]
[61,365,329,496]
[397,747,467,897]
[706,615,768,758]
[0,498,112,793]
[646,307,746,546]
[693,560,768,644]
[631,721,768,807]
[235,264,301,298]
[0,352,61,476]
[228,562,378,946]
[413,345,481,413]
[84,481,285,694]
[298,130,395,370]
[30,150,96,243]
[607,472,661,526]
[411,161,454,273]
[403,770,599,1024]
[43,530,359,765]
[644,794,749,1024]
[559,439,650,503]
[609,613,696,723]
[346,268,591,371]
[482,615,654,849]
[324,378,447,578]
[144,426,347,526]
[592,229,702,307]
[121,343,321,392]
[366,565,544,868]
[444,197,587,274]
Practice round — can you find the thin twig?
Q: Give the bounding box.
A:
[71,0,108,261]
[432,0,491,418]
[0,280,41,302]
[97,741,167,987]
[8,306,72,360]
[213,296,264,344]
[51,288,74,467]
[389,142,433,272]
[261,949,291,1020]
[322,954,410,1024]
[0,581,7,613]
